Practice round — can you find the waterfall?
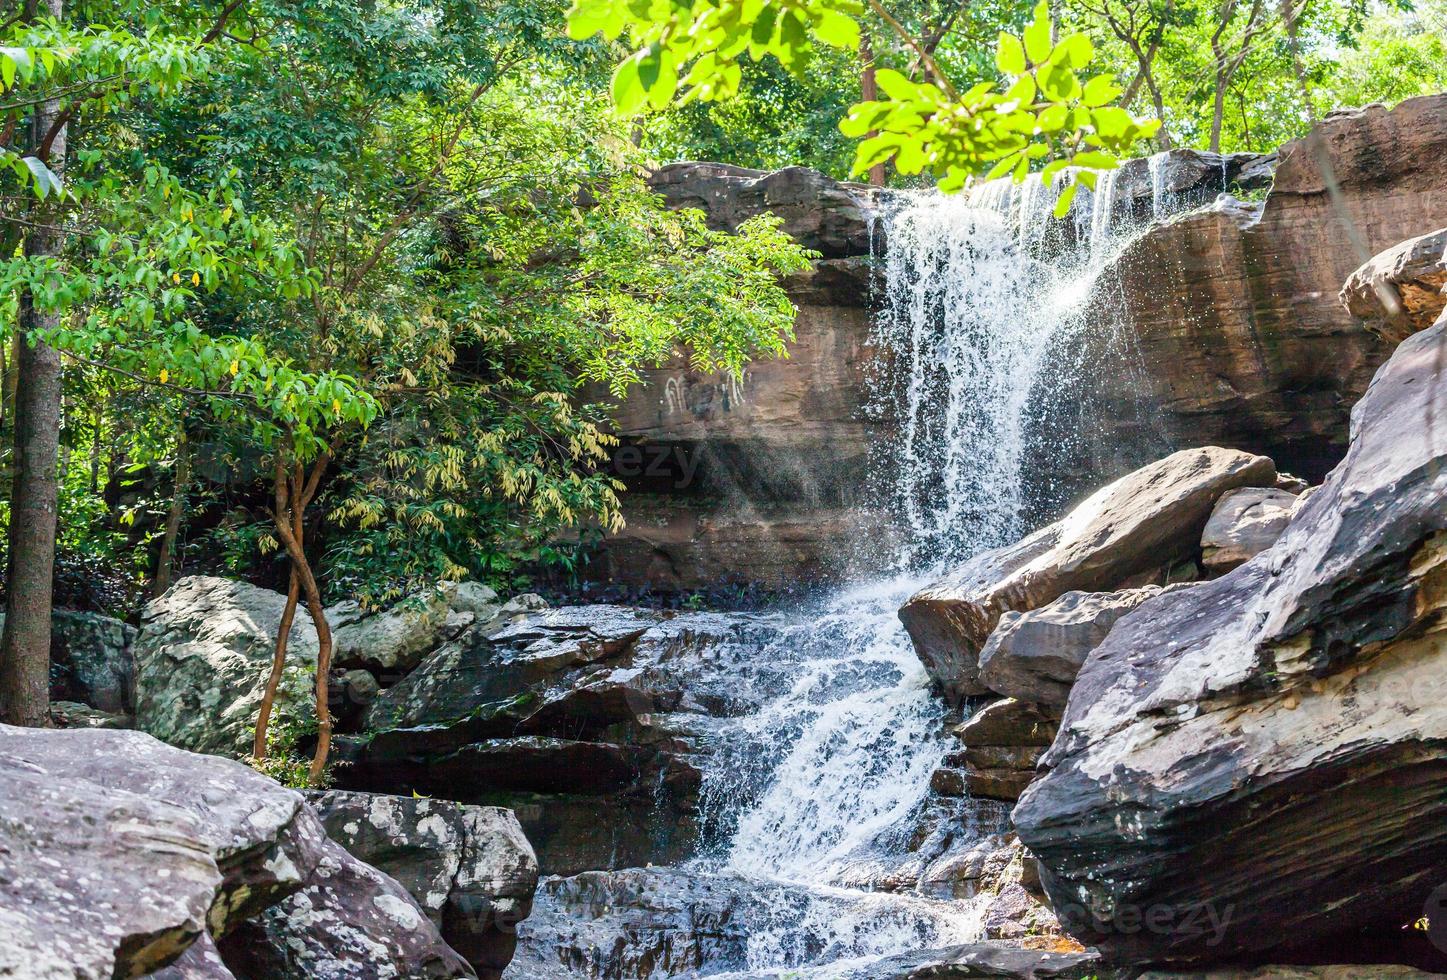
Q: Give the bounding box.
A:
[517,154,1208,979]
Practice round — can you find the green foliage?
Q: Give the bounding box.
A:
[570,0,1160,200]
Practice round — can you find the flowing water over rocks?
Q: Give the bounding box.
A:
[513,158,1230,978]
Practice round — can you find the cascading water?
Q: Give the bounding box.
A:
[515,156,1210,979]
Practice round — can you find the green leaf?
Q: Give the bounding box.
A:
[813,9,860,48]
[21,156,61,199]
[1071,150,1117,169]
[611,56,646,115]
[1023,3,1053,64]
[874,68,917,101]
[1081,74,1119,108]
[1059,34,1094,68]
[565,0,617,40]
[1053,180,1080,218]
[995,33,1026,75]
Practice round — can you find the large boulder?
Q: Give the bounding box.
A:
[216,825,475,979]
[134,576,317,758]
[331,589,451,675]
[0,608,137,714]
[1199,486,1298,574]
[1339,226,1447,343]
[977,586,1184,704]
[900,447,1275,697]
[308,790,539,979]
[1014,314,1447,968]
[0,725,334,977]
[948,699,1061,802]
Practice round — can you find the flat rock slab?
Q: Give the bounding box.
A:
[872,940,1100,979]
[1015,315,1447,967]
[900,447,1275,697]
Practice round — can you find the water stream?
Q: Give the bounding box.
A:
[514,159,1211,978]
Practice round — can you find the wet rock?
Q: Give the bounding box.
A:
[134,576,316,758]
[1137,969,1447,980]
[217,820,475,979]
[350,606,782,873]
[977,586,1183,703]
[1014,314,1447,968]
[332,589,451,674]
[1200,486,1298,574]
[952,700,1061,802]
[869,940,1100,979]
[1340,226,1447,342]
[901,447,1274,697]
[308,790,538,978]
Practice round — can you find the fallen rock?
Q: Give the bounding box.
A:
[49,698,130,729]
[448,581,501,617]
[48,609,137,713]
[1014,314,1447,967]
[0,737,220,978]
[1200,486,1298,574]
[947,700,1062,802]
[308,790,539,979]
[1137,969,1447,979]
[1340,226,1447,342]
[134,576,317,758]
[216,821,475,979]
[977,587,1182,703]
[900,447,1275,697]
[351,605,782,873]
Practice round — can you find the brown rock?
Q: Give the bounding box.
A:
[956,699,1062,748]
[1078,95,1447,482]
[1200,486,1298,573]
[1340,226,1447,342]
[1014,311,1447,968]
[900,447,1275,697]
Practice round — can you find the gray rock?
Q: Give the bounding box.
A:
[217,820,475,979]
[50,609,137,713]
[1339,226,1447,343]
[144,934,237,979]
[308,790,538,979]
[1137,969,1447,980]
[900,447,1276,697]
[1014,314,1447,966]
[332,590,450,674]
[134,576,316,758]
[869,940,1100,979]
[447,581,500,617]
[977,586,1181,703]
[49,698,130,729]
[1,725,326,935]
[497,592,548,617]
[1200,486,1298,574]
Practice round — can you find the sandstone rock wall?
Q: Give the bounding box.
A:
[1073,95,1447,483]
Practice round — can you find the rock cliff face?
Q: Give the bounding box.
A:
[590,97,1447,593]
[1073,95,1447,483]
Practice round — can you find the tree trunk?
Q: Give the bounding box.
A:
[253,567,299,760]
[859,32,886,187]
[1210,76,1227,152]
[0,0,65,727]
[151,428,190,599]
